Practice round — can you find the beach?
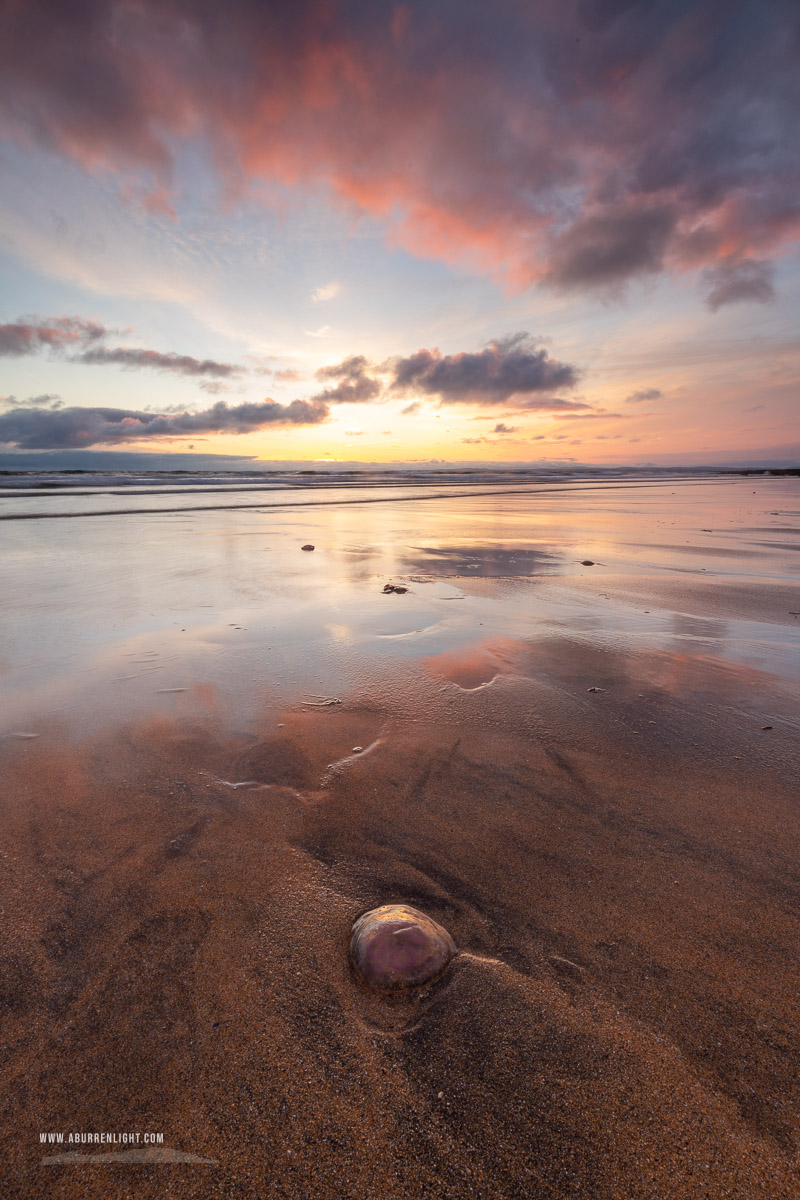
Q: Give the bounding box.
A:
[1,472,799,1198]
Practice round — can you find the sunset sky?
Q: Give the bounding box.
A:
[0,0,797,468]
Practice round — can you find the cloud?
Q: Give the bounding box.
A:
[245,358,305,382]
[79,346,243,377]
[0,397,329,449]
[510,396,591,412]
[703,257,777,312]
[245,354,280,375]
[312,355,381,404]
[493,423,517,433]
[2,2,795,296]
[198,381,232,395]
[0,314,244,377]
[305,326,332,338]
[0,392,63,409]
[625,387,662,404]
[0,316,104,356]
[552,411,627,420]
[315,355,371,381]
[311,282,341,303]
[546,206,676,290]
[298,335,583,410]
[388,333,581,405]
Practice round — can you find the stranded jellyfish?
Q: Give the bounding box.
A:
[350,904,456,990]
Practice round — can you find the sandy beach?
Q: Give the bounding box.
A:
[1,474,799,1198]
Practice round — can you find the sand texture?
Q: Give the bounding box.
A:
[1,684,799,1198]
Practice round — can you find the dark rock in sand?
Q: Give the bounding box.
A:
[382,584,408,594]
[301,544,315,551]
[581,560,595,566]
[350,904,456,990]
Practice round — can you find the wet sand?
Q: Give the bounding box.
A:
[1,477,799,1197]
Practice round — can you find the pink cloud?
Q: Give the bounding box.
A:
[0,1,796,295]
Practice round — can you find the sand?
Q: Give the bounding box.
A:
[2,660,799,1197]
[1,476,799,1197]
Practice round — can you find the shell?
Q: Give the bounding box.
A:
[350,904,456,990]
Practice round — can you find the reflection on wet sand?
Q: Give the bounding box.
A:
[402,544,560,576]
[424,639,530,688]
[1,477,799,1198]
[424,627,800,719]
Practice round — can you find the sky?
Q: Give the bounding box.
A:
[0,0,798,469]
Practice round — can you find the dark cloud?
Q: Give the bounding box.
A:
[0,314,245,377]
[703,257,777,312]
[511,396,591,413]
[0,450,261,469]
[312,355,381,404]
[0,316,104,356]
[0,2,796,296]
[546,207,676,290]
[312,377,380,404]
[400,401,421,416]
[0,398,328,449]
[625,388,662,404]
[493,423,517,433]
[79,346,243,378]
[388,334,581,405]
[316,355,371,382]
[28,393,64,408]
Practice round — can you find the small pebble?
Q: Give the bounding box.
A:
[581,560,595,566]
[762,725,773,731]
[352,746,363,753]
[301,544,315,552]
